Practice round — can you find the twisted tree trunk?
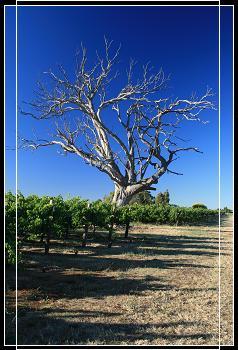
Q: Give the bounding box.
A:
[111,183,153,207]
[112,186,132,206]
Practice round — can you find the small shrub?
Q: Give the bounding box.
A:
[192,203,207,209]
[222,207,233,214]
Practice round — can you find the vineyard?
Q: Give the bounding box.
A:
[5,192,233,345]
[5,191,221,265]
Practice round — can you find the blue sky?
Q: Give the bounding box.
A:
[5,5,233,209]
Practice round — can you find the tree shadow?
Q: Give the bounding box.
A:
[21,232,223,259]
[20,248,216,275]
[16,229,220,345]
[16,306,215,345]
[84,232,223,258]
[17,265,173,300]
[5,266,16,345]
[17,226,222,305]
[5,293,16,345]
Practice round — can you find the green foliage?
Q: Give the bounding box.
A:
[129,190,155,205]
[16,194,70,240]
[51,195,72,238]
[117,205,133,224]
[90,200,113,229]
[192,203,207,209]
[222,206,233,214]
[155,190,170,206]
[164,190,170,205]
[5,191,219,261]
[125,203,218,225]
[5,192,16,265]
[66,197,88,228]
[102,191,114,203]
[5,241,16,265]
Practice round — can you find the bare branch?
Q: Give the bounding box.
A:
[20,39,215,206]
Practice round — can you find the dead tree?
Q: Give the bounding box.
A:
[21,39,215,206]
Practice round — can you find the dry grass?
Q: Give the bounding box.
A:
[5,216,233,345]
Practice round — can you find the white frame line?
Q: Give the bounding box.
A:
[2,4,222,6]
[232,4,234,346]
[6,1,233,348]
[16,0,220,2]
[3,4,6,347]
[218,1,221,349]
[16,0,18,348]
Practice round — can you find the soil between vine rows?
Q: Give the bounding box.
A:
[5,216,233,345]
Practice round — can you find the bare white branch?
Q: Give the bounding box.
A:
[20,39,215,206]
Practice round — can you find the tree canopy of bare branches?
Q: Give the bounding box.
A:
[21,38,215,206]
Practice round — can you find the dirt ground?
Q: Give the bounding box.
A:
[5,215,233,345]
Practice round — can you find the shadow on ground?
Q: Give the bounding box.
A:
[14,228,222,345]
[17,230,221,301]
[17,305,214,345]
[17,268,173,300]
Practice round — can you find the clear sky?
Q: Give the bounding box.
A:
[5,5,233,209]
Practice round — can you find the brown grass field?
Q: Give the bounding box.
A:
[5,215,233,346]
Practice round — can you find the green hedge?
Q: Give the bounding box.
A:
[5,192,219,264]
[120,204,218,225]
[5,192,16,265]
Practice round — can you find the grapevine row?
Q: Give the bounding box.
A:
[5,192,220,264]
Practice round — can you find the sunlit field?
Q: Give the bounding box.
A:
[5,215,233,346]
